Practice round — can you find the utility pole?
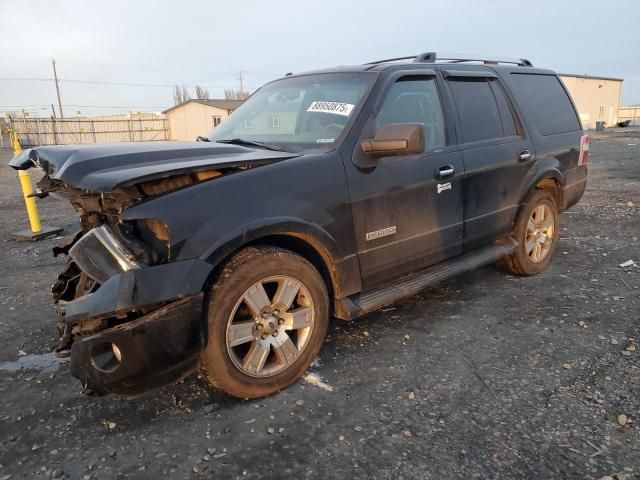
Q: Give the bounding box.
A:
[51,103,56,118]
[239,71,245,97]
[52,59,64,118]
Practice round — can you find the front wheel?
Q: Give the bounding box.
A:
[200,246,329,398]
[501,188,559,276]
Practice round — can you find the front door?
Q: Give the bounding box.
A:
[345,74,464,290]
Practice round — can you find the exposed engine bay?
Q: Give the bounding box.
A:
[44,169,227,356]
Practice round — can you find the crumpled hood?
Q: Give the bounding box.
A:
[9,141,298,192]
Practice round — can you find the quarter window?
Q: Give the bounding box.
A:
[510,74,581,135]
[376,77,446,149]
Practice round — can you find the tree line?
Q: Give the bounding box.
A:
[172,85,250,105]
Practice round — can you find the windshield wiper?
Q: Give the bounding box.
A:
[215,138,287,152]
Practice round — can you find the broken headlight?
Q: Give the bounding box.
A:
[69,225,142,284]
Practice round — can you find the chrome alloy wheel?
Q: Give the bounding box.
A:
[526,204,554,263]
[226,275,315,378]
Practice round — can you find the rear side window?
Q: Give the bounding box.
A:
[447,78,517,143]
[510,74,580,135]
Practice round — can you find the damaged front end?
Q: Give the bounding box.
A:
[48,176,216,396]
[10,142,296,396]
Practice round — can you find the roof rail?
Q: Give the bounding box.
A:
[366,52,533,67]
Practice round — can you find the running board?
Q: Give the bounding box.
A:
[334,237,518,320]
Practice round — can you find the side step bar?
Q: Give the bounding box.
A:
[334,237,518,320]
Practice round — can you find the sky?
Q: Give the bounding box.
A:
[0,0,639,117]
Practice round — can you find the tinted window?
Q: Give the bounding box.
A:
[490,81,519,137]
[510,74,580,135]
[377,77,446,149]
[448,78,504,143]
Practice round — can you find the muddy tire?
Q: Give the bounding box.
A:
[501,189,559,276]
[200,246,329,398]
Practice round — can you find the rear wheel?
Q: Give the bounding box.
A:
[200,246,328,398]
[501,189,559,276]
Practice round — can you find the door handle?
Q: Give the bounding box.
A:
[519,150,532,162]
[435,165,455,180]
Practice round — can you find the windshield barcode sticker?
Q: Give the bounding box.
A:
[307,101,355,117]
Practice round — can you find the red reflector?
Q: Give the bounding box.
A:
[579,134,589,165]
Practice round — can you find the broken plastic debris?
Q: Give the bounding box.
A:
[303,372,334,392]
[619,260,637,268]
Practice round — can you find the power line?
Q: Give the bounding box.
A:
[0,56,278,77]
[62,79,257,89]
[0,77,257,89]
[0,78,54,82]
[0,104,169,109]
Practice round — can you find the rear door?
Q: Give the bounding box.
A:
[346,72,464,289]
[444,71,535,250]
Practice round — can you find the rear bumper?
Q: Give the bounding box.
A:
[70,294,205,396]
[561,165,588,211]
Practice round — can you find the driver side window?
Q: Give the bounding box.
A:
[377,77,446,149]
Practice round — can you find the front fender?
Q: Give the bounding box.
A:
[200,216,341,268]
[198,217,362,299]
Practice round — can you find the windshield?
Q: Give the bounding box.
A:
[207,72,376,152]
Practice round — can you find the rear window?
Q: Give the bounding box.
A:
[510,74,580,135]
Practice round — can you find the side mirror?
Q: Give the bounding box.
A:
[360,123,424,157]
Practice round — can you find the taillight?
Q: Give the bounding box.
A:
[578,134,589,165]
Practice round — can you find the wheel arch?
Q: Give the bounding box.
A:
[201,217,352,310]
[519,161,565,212]
[246,233,336,304]
[533,177,563,212]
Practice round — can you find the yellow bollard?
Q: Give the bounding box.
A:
[10,129,62,241]
[10,128,21,153]
[18,170,42,233]
[10,129,42,232]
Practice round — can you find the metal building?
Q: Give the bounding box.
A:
[559,74,623,129]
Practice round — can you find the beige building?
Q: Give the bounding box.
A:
[560,74,623,129]
[163,99,244,141]
[618,105,640,126]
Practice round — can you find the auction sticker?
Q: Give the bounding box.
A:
[307,101,354,117]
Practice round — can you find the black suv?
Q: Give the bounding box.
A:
[11,52,588,398]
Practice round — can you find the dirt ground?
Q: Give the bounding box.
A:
[0,130,639,480]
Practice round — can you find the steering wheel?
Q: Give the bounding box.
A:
[321,123,343,136]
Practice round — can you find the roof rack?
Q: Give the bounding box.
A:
[366,52,533,67]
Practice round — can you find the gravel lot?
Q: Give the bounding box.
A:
[0,130,639,480]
